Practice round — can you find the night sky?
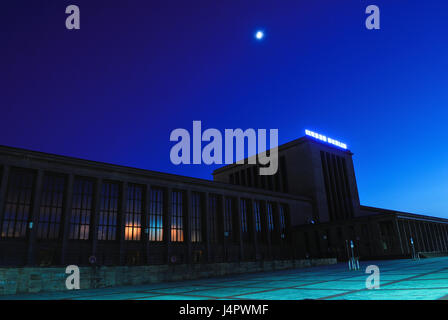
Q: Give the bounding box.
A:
[1,1,447,218]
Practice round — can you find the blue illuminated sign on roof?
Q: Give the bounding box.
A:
[305,129,347,150]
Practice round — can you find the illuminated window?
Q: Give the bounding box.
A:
[1,169,34,239]
[171,190,184,242]
[254,200,262,233]
[267,202,274,231]
[224,198,233,238]
[191,192,202,242]
[37,175,65,240]
[149,188,164,242]
[69,178,93,240]
[125,184,143,241]
[209,194,219,243]
[98,182,119,241]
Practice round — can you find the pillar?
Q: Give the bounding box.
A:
[250,199,259,260]
[91,178,102,260]
[185,190,192,264]
[220,194,227,260]
[61,174,74,265]
[203,192,211,262]
[165,187,172,264]
[0,165,10,228]
[27,169,44,266]
[119,182,127,265]
[261,200,272,260]
[144,184,151,264]
[393,218,404,255]
[236,196,244,261]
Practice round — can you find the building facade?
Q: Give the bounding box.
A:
[213,135,448,260]
[0,135,447,267]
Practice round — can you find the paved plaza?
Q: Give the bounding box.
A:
[2,257,448,300]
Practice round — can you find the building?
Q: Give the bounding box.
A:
[0,133,447,267]
[214,134,448,261]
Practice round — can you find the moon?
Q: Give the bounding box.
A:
[255,30,264,40]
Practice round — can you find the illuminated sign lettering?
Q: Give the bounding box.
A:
[305,129,347,150]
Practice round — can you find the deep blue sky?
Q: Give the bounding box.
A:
[1,1,447,218]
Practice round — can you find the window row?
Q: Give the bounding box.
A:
[0,169,289,244]
[227,156,289,193]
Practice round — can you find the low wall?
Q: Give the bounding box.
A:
[0,258,336,296]
[418,251,448,258]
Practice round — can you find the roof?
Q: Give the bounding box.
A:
[0,144,312,202]
[360,205,448,223]
[213,135,353,175]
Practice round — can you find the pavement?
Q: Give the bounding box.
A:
[2,257,448,300]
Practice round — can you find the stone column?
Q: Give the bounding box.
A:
[203,192,211,263]
[424,223,432,251]
[252,168,259,189]
[165,187,172,264]
[419,222,426,252]
[27,169,44,266]
[426,223,434,251]
[262,200,272,259]
[369,222,383,256]
[408,221,416,251]
[426,223,433,251]
[236,196,244,261]
[0,165,10,227]
[277,167,284,193]
[250,199,259,260]
[438,224,445,251]
[414,222,421,251]
[443,225,448,251]
[144,184,151,264]
[91,178,102,260]
[432,224,438,251]
[323,154,337,220]
[393,218,404,255]
[433,224,440,251]
[61,174,74,265]
[273,203,282,245]
[440,224,448,252]
[409,220,419,254]
[119,182,128,265]
[247,168,253,188]
[418,222,426,252]
[220,194,227,261]
[434,223,443,251]
[400,220,409,255]
[185,190,192,264]
[331,155,346,220]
